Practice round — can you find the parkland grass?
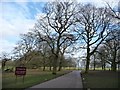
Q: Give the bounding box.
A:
[81,70,119,88]
[2,69,72,89]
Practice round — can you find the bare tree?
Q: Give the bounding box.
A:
[58,33,77,71]
[0,52,10,71]
[39,42,51,71]
[96,46,109,70]
[13,32,36,66]
[33,1,78,74]
[96,26,120,71]
[76,4,112,73]
[104,29,120,71]
[106,1,120,20]
[90,53,97,70]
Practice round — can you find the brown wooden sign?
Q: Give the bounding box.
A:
[15,67,26,76]
[15,67,26,83]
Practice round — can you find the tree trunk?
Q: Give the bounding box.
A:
[93,56,96,70]
[52,64,57,75]
[85,56,90,73]
[52,55,58,75]
[49,66,52,71]
[101,57,103,70]
[111,63,113,71]
[102,65,104,70]
[58,60,62,71]
[43,59,46,71]
[111,51,117,71]
[111,62,116,71]
[85,47,90,73]
[49,57,52,71]
[93,63,95,70]
[103,61,106,71]
[43,65,46,71]
[2,61,6,71]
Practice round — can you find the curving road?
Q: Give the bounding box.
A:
[27,71,83,89]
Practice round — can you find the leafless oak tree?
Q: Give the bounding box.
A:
[33,1,78,74]
[13,32,36,66]
[76,4,112,73]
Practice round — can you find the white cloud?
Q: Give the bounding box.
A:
[1,0,119,8]
[0,39,15,54]
[2,0,119,3]
[1,0,54,2]
[0,2,36,54]
[35,13,46,20]
[76,0,119,7]
[0,2,35,36]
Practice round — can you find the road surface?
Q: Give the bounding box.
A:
[27,71,83,89]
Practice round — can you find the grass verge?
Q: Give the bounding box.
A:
[81,70,119,89]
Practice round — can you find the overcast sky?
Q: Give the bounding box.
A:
[0,0,119,57]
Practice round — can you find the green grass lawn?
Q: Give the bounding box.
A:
[81,70,119,88]
[2,69,71,89]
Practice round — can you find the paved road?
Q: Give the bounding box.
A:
[27,71,83,88]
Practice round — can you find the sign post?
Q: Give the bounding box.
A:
[15,67,26,83]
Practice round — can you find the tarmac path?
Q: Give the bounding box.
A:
[28,70,83,88]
